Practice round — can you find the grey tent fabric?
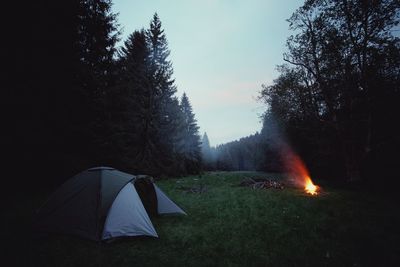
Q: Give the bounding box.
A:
[154,185,187,215]
[34,167,186,241]
[99,169,136,222]
[102,183,158,239]
[34,169,104,240]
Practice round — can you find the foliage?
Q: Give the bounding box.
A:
[200,118,284,173]
[213,133,266,171]
[3,0,121,187]
[113,14,202,176]
[4,2,202,191]
[201,132,215,170]
[179,93,202,174]
[260,0,400,183]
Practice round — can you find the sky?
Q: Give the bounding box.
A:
[112,0,304,146]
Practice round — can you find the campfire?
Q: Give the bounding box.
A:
[238,146,320,195]
[283,145,320,196]
[304,176,318,195]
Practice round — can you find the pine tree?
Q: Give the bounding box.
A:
[76,0,119,93]
[180,93,202,174]
[111,13,182,176]
[201,132,214,170]
[144,13,182,175]
[108,30,149,170]
[111,13,186,176]
[73,0,119,163]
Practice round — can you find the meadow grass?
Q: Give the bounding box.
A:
[5,172,400,266]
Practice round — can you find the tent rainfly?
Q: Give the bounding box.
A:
[34,167,186,241]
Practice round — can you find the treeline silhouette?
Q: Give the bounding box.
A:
[201,0,400,188]
[262,0,400,186]
[3,1,201,191]
[201,132,267,172]
[200,117,285,173]
[3,0,399,193]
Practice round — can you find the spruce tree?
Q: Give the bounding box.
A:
[73,0,119,163]
[112,13,183,176]
[201,132,214,170]
[144,13,182,175]
[108,30,149,170]
[180,93,202,174]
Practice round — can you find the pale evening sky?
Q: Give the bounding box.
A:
[112,0,304,146]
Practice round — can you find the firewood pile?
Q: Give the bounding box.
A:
[177,184,208,194]
[239,177,284,190]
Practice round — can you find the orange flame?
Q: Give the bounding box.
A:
[305,177,318,195]
[282,145,320,195]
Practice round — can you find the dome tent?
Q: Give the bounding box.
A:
[34,167,186,241]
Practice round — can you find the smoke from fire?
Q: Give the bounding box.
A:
[262,114,319,194]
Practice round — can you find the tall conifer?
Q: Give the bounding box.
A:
[180,93,202,173]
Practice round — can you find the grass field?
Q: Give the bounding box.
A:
[5,172,400,266]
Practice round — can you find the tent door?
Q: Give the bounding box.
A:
[134,177,158,217]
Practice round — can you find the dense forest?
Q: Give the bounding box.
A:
[3,0,201,191]
[3,0,399,193]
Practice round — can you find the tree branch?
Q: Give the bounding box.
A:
[283,56,316,78]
